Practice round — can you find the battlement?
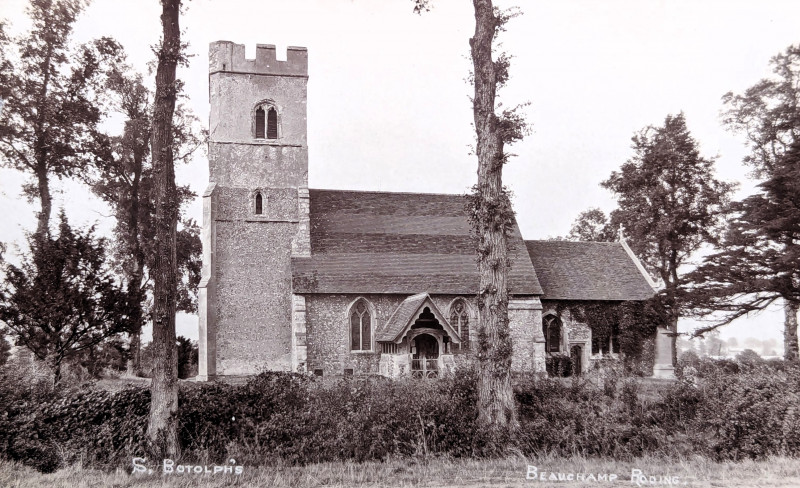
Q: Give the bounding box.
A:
[209,41,308,77]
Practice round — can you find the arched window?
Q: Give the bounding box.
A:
[255,107,265,138]
[255,192,263,215]
[267,107,278,139]
[350,299,372,351]
[543,315,561,353]
[449,298,470,350]
[254,104,278,139]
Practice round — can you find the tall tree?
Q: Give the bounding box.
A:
[467,0,528,434]
[603,113,735,365]
[0,213,134,384]
[87,64,202,372]
[0,0,121,238]
[147,0,183,456]
[685,138,800,360]
[414,0,529,436]
[687,45,800,361]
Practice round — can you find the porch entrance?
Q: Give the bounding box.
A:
[412,333,439,378]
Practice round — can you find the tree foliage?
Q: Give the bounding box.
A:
[567,207,616,242]
[0,213,135,384]
[721,45,800,179]
[686,45,800,360]
[602,113,735,364]
[85,58,203,370]
[176,335,197,379]
[0,0,123,237]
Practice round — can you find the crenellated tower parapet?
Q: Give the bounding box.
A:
[209,41,308,77]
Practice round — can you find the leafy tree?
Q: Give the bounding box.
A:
[602,113,735,365]
[148,0,184,457]
[413,0,530,436]
[0,0,123,238]
[687,140,800,359]
[567,207,616,242]
[686,46,800,361]
[86,61,202,372]
[0,213,135,384]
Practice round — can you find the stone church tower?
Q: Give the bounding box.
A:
[198,42,310,380]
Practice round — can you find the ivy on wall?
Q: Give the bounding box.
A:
[552,299,660,375]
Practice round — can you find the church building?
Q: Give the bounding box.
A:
[197,42,670,381]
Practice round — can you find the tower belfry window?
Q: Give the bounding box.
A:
[255,107,265,138]
[267,107,278,139]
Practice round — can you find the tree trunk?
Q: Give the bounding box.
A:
[48,352,63,387]
[784,299,799,361]
[35,164,52,238]
[147,0,181,457]
[33,43,54,239]
[471,0,518,435]
[128,137,146,373]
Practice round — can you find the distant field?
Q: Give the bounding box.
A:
[2,455,799,487]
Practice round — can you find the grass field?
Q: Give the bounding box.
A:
[1,455,799,487]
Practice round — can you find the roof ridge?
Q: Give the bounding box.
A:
[525,240,622,245]
[310,188,468,198]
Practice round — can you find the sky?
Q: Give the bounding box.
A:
[1,0,799,345]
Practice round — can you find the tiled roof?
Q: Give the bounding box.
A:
[377,293,461,343]
[291,189,543,295]
[524,240,655,301]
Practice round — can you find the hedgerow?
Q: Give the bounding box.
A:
[1,359,799,472]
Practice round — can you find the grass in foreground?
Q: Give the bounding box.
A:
[1,455,799,488]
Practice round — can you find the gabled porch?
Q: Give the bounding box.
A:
[377,293,460,378]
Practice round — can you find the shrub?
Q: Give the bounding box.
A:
[545,354,572,377]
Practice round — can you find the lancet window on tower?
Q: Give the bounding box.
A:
[255,192,263,215]
[267,107,278,139]
[254,104,278,139]
[255,107,265,138]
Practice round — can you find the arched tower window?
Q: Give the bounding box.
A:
[449,298,470,350]
[255,192,263,215]
[543,315,561,353]
[267,107,278,139]
[350,299,372,352]
[255,107,265,138]
[254,104,279,139]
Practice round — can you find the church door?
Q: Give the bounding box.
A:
[412,334,439,378]
[570,344,583,377]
